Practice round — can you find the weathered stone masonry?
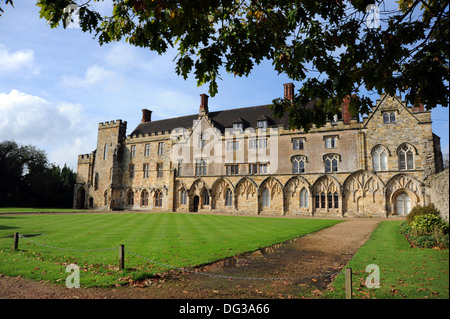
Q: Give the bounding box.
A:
[74,84,445,218]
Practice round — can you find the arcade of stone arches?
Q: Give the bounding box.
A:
[169,170,422,217]
[75,170,422,217]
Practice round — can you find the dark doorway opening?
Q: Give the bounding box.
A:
[193,195,199,212]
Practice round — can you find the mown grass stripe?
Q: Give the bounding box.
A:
[0,213,341,287]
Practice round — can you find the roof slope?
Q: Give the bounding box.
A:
[130,104,290,136]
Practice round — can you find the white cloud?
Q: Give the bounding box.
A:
[0,89,96,169]
[104,42,178,79]
[105,43,137,69]
[61,64,122,89]
[0,44,40,75]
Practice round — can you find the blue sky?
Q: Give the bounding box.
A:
[0,1,448,170]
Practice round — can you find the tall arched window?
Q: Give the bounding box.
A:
[127,190,134,206]
[315,193,320,209]
[292,156,306,174]
[262,188,270,207]
[203,188,210,206]
[103,143,108,160]
[94,172,99,190]
[141,190,149,206]
[154,190,162,207]
[398,144,415,170]
[300,188,309,208]
[180,189,187,205]
[334,192,339,208]
[225,188,233,206]
[372,145,388,171]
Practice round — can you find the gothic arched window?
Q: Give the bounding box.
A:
[398,144,415,170]
[372,145,388,171]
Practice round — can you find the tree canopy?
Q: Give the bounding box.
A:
[2,0,449,131]
[0,141,77,208]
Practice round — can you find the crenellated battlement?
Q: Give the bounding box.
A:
[98,120,127,129]
[78,152,95,164]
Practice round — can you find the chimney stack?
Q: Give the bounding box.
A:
[283,83,295,101]
[199,94,209,115]
[341,95,352,124]
[141,109,152,123]
[413,103,424,113]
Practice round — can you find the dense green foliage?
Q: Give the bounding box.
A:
[2,0,448,131]
[406,203,441,225]
[324,221,449,299]
[399,205,449,249]
[0,213,341,287]
[0,141,77,208]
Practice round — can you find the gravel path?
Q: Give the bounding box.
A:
[0,218,383,299]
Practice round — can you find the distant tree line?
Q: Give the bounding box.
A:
[0,140,76,208]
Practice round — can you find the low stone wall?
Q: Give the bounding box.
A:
[429,169,449,221]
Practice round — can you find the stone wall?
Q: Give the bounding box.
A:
[429,169,449,221]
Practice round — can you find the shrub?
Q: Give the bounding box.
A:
[411,214,449,236]
[399,217,449,249]
[406,203,441,225]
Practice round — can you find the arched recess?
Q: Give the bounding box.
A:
[284,176,311,215]
[258,177,283,215]
[174,180,188,211]
[311,175,342,215]
[343,170,385,216]
[235,177,258,214]
[75,185,87,209]
[211,177,234,211]
[188,178,210,212]
[385,173,422,216]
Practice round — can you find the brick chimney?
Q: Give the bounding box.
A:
[199,94,209,115]
[341,95,352,124]
[413,103,425,113]
[141,109,152,123]
[283,83,295,101]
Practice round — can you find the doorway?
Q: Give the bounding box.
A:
[193,195,199,212]
[396,193,411,215]
[76,187,85,209]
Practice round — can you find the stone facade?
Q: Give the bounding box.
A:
[74,85,444,217]
[428,169,449,221]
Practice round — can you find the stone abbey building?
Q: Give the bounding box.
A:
[74,84,444,217]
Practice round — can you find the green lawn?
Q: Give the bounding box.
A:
[323,221,449,299]
[0,212,341,287]
[0,207,85,213]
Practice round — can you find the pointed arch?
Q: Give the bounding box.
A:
[188,178,210,196]
[386,173,422,202]
[312,175,341,214]
[188,178,210,212]
[284,175,311,195]
[312,174,341,193]
[385,173,423,216]
[235,177,258,214]
[284,176,311,215]
[259,176,283,197]
[343,170,385,216]
[235,177,258,197]
[211,177,234,211]
[258,177,283,215]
